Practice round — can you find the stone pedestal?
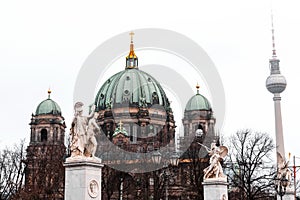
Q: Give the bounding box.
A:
[64,157,103,200]
[279,188,294,200]
[202,177,228,200]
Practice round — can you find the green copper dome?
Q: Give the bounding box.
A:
[185,87,211,111]
[95,68,170,110]
[36,91,62,115]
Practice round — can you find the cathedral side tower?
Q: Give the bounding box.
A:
[25,90,66,199]
[180,84,216,157]
[182,84,215,138]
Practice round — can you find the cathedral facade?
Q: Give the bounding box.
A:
[24,34,218,200]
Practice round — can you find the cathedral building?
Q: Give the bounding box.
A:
[24,34,218,200]
[94,34,175,152]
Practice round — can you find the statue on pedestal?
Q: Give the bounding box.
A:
[70,102,100,158]
[276,153,292,189]
[199,141,228,179]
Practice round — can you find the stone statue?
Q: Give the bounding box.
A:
[70,102,96,157]
[199,141,228,179]
[276,152,292,188]
[86,112,100,157]
[106,99,112,109]
[139,96,147,108]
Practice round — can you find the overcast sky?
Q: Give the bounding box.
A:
[1,0,300,164]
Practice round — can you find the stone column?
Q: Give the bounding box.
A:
[64,157,103,200]
[202,177,228,200]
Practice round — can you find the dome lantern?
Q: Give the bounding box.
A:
[126,31,138,69]
[48,88,51,99]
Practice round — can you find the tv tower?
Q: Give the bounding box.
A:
[265,12,287,166]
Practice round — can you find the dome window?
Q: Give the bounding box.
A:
[100,94,104,99]
[107,79,111,83]
[148,77,152,82]
[123,97,130,102]
[152,92,159,104]
[41,129,47,142]
[124,90,130,95]
[126,76,130,81]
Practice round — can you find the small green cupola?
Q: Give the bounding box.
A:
[185,84,211,111]
[112,121,128,137]
[35,90,62,115]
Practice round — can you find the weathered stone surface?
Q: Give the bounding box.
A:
[203,178,228,200]
[64,159,103,200]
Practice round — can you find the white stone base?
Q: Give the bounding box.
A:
[279,188,294,200]
[64,157,103,200]
[203,177,228,200]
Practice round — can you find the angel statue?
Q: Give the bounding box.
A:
[199,141,228,179]
[276,152,292,189]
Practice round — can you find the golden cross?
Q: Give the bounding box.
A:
[129,31,134,42]
[119,120,123,129]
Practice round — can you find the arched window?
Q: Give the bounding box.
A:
[152,92,159,104]
[41,129,48,142]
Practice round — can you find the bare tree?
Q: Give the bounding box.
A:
[0,140,26,199]
[101,166,121,200]
[181,141,208,199]
[177,132,214,199]
[7,143,66,200]
[227,130,276,200]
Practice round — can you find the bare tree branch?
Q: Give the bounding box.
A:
[226,130,276,200]
[0,140,26,199]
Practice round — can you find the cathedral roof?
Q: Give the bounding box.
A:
[35,90,62,115]
[95,32,170,111]
[95,68,170,110]
[185,84,211,111]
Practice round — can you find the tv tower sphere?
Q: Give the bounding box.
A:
[266,73,286,94]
